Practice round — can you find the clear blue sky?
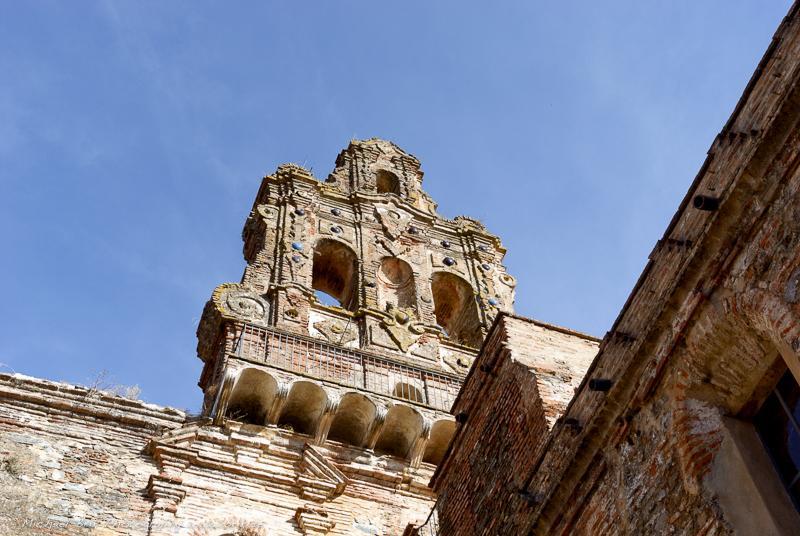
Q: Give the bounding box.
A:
[0,2,791,411]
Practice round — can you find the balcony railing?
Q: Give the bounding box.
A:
[231,323,463,412]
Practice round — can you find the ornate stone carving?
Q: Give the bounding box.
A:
[380,306,426,352]
[499,272,516,288]
[256,204,278,221]
[374,236,413,258]
[197,285,269,355]
[374,202,412,239]
[313,318,358,346]
[224,290,268,322]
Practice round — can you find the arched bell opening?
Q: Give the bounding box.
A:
[277,381,328,436]
[376,169,401,195]
[225,368,278,425]
[327,392,377,448]
[377,257,416,312]
[374,404,424,459]
[392,382,425,404]
[431,271,482,348]
[423,419,456,465]
[312,239,359,311]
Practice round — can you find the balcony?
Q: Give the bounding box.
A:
[231,323,463,412]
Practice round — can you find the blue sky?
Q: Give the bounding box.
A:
[0,2,791,411]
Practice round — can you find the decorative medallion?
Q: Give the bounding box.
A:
[499,273,517,288]
[205,283,270,326]
[256,204,278,221]
[225,291,268,321]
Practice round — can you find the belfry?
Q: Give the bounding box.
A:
[184,138,516,533]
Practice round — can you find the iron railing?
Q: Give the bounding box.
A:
[231,322,463,412]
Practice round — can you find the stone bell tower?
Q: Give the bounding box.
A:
[190,138,516,534]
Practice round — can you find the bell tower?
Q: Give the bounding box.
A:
[192,138,515,532]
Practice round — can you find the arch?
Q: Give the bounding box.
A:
[312,239,358,311]
[376,169,401,195]
[392,382,425,404]
[375,404,424,459]
[431,271,482,347]
[277,381,328,435]
[377,257,416,311]
[423,419,456,465]
[225,368,278,425]
[327,392,377,447]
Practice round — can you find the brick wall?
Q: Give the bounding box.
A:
[429,316,598,535]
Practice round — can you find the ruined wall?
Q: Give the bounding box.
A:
[0,373,184,535]
[0,373,441,535]
[428,316,598,535]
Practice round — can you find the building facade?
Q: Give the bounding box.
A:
[1,139,538,535]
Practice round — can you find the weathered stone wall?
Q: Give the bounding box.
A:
[0,373,184,535]
[0,373,440,535]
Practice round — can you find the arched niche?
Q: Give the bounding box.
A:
[431,271,482,348]
[277,381,328,435]
[225,368,278,425]
[312,239,358,311]
[375,404,424,459]
[423,419,456,465]
[327,392,377,447]
[393,382,425,404]
[376,169,401,195]
[377,257,416,311]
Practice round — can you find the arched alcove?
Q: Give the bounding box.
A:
[374,404,424,459]
[277,381,328,435]
[327,392,377,447]
[376,169,401,195]
[392,382,425,404]
[225,368,278,425]
[312,239,358,311]
[377,257,416,311]
[423,419,456,465]
[431,271,482,347]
